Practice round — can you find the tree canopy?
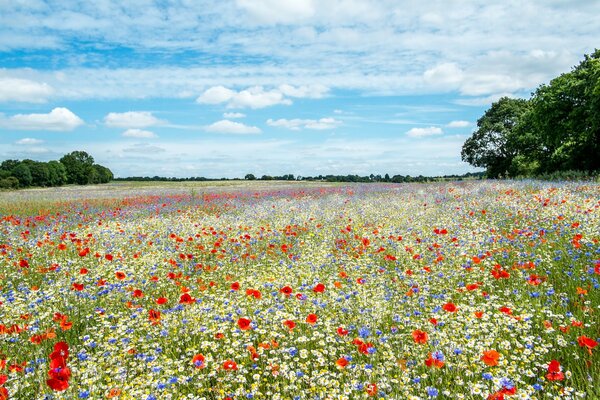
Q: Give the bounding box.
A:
[0,151,112,189]
[462,49,600,178]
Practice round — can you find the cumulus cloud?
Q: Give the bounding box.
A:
[236,0,316,24]
[0,77,54,103]
[104,111,164,128]
[278,84,329,98]
[223,112,246,119]
[122,128,157,138]
[423,63,464,90]
[0,108,84,131]
[447,120,471,128]
[267,117,341,130]
[406,126,443,138]
[15,138,44,145]
[197,86,293,109]
[205,120,261,134]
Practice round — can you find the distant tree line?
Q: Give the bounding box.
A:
[0,151,113,189]
[114,171,484,183]
[462,49,600,178]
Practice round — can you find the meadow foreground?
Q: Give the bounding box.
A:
[0,181,598,399]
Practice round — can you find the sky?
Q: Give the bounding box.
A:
[1,1,599,178]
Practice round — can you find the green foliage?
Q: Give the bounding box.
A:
[60,151,95,184]
[462,49,600,178]
[0,151,112,190]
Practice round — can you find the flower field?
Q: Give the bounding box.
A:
[0,181,599,399]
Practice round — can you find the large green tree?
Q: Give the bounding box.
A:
[59,151,95,184]
[524,49,600,173]
[461,97,530,178]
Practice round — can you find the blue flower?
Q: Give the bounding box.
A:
[426,387,439,397]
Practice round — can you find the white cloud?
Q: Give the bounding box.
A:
[278,84,329,98]
[423,63,464,89]
[122,128,157,138]
[267,117,341,130]
[406,126,443,138]
[223,112,246,119]
[16,138,44,145]
[197,86,235,104]
[205,120,261,134]
[236,0,315,24]
[0,107,84,131]
[447,120,471,128]
[0,77,54,103]
[104,111,164,128]
[197,86,293,109]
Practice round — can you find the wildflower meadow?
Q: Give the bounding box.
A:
[0,181,598,399]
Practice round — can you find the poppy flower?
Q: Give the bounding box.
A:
[546,360,564,381]
[50,342,69,360]
[337,327,349,336]
[237,318,252,330]
[578,335,598,353]
[148,309,161,324]
[412,329,428,344]
[425,352,445,368]
[191,354,205,369]
[132,289,144,298]
[70,282,85,291]
[313,283,325,293]
[245,289,261,299]
[230,282,240,291]
[280,286,293,296]
[222,360,237,371]
[336,357,349,368]
[366,382,377,396]
[283,320,296,330]
[306,313,318,324]
[499,306,512,315]
[115,271,126,280]
[481,350,501,366]
[0,387,7,400]
[179,293,195,305]
[474,311,484,318]
[19,259,29,268]
[0,374,7,385]
[47,376,69,391]
[156,297,168,305]
[442,302,457,312]
[105,254,113,261]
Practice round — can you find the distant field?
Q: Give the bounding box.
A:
[0,181,598,399]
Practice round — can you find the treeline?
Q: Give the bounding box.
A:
[0,151,113,189]
[114,171,484,183]
[462,50,600,178]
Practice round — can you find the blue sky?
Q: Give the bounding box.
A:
[1,1,599,178]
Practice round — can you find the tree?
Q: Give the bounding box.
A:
[47,161,68,186]
[461,97,530,178]
[22,160,51,187]
[244,174,256,180]
[11,163,33,187]
[0,159,20,172]
[93,165,114,183]
[524,49,600,173]
[60,151,95,184]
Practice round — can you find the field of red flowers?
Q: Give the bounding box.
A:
[0,181,598,399]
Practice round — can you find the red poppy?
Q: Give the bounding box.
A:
[578,335,598,353]
[18,259,29,268]
[305,313,318,324]
[47,376,69,391]
[71,283,84,291]
[546,360,564,381]
[148,309,161,324]
[222,360,237,371]
[115,271,126,280]
[412,329,428,344]
[238,318,252,330]
[336,357,348,368]
[474,311,484,318]
[0,375,6,385]
[0,387,7,400]
[442,302,457,312]
[425,354,444,368]
[245,289,262,299]
[191,354,206,369]
[280,286,293,296]
[132,289,144,298]
[313,283,325,293]
[105,254,113,261]
[481,350,500,366]
[50,342,69,360]
[337,327,349,336]
[79,268,88,275]
[179,293,195,305]
[499,306,512,315]
[231,282,240,291]
[429,318,438,325]
[156,297,168,305]
[366,382,377,397]
[283,320,296,330]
